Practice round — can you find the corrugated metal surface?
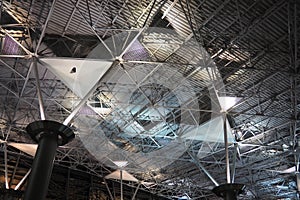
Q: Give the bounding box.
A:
[0,0,300,199]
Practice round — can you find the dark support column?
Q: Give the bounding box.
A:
[66,168,70,200]
[212,183,245,200]
[24,132,58,200]
[24,120,74,200]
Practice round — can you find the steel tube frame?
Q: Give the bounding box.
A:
[120,169,123,200]
[131,183,141,200]
[34,0,57,55]
[223,113,231,183]
[188,151,219,186]
[4,142,9,189]
[231,143,238,183]
[104,179,114,200]
[14,169,31,190]
[33,59,46,120]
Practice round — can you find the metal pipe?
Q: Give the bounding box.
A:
[4,142,9,189]
[35,0,57,55]
[231,143,238,183]
[104,179,114,200]
[62,0,81,35]
[137,0,155,22]
[131,183,141,200]
[0,54,29,58]
[0,59,26,79]
[24,132,58,200]
[111,0,129,25]
[119,27,145,58]
[120,169,123,200]
[188,151,219,186]
[9,155,20,187]
[198,160,219,186]
[1,28,33,55]
[162,0,178,19]
[14,169,31,190]
[0,0,3,23]
[70,1,114,57]
[33,59,46,120]
[223,114,231,183]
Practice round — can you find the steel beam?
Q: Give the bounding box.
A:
[14,169,31,190]
[188,151,219,186]
[33,59,46,120]
[62,0,81,36]
[35,0,57,55]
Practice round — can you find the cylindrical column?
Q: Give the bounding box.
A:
[212,183,245,200]
[224,189,238,200]
[24,120,75,200]
[24,132,58,200]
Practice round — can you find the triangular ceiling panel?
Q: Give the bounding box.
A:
[105,169,139,182]
[9,142,37,157]
[218,96,242,111]
[40,58,112,98]
[181,115,235,143]
[112,161,128,168]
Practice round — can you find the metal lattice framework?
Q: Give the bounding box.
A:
[0,0,299,199]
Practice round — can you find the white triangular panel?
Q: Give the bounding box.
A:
[280,166,296,174]
[181,116,235,143]
[218,96,242,111]
[9,142,37,157]
[142,181,156,188]
[40,58,112,98]
[105,169,139,182]
[112,161,128,168]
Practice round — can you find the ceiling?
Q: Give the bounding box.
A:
[0,0,299,199]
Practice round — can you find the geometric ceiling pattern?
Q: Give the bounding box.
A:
[0,0,299,199]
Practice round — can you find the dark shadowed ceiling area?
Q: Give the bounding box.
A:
[0,0,300,199]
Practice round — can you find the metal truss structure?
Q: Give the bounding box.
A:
[0,0,299,199]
